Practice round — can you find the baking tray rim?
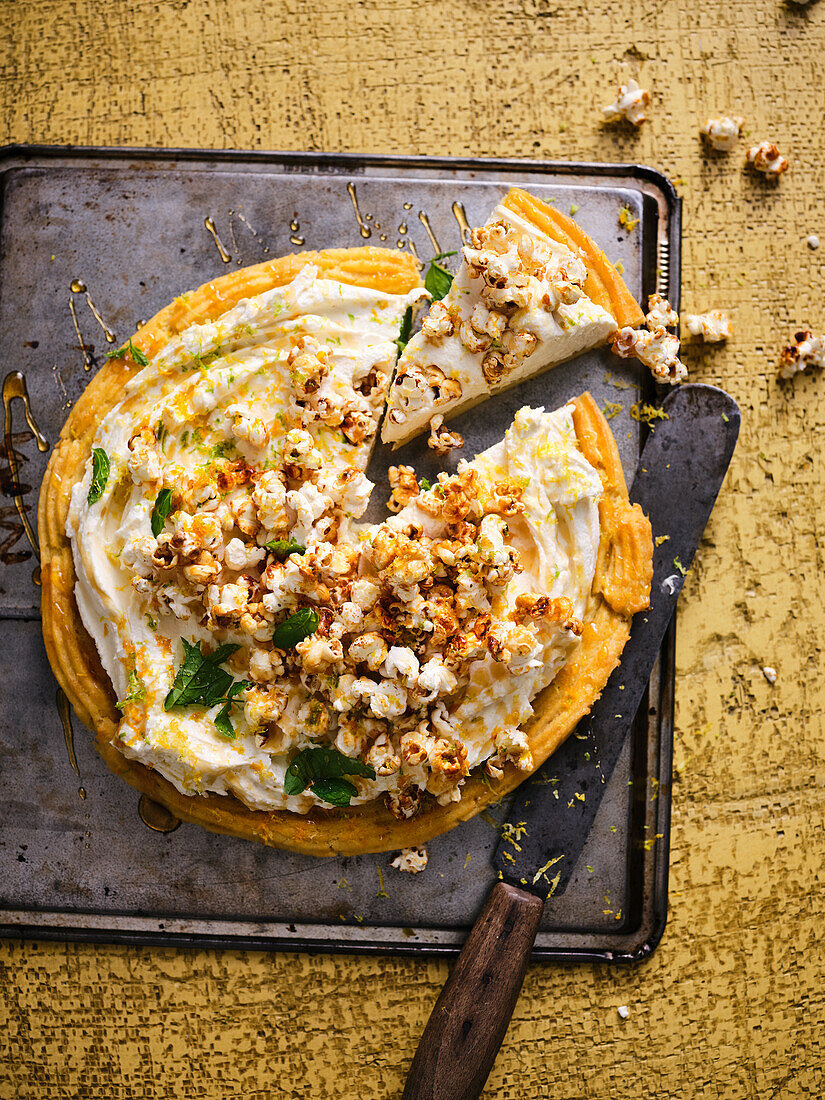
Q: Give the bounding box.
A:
[0,143,680,963]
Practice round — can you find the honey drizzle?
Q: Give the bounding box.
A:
[57,688,79,776]
[346,183,372,239]
[452,200,472,245]
[2,371,48,561]
[406,238,424,270]
[232,211,269,254]
[235,211,260,238]
[68,298,93,370]
[56,689,86,799]
[227,215,242,263]
[418,211,442,254]
[138,794,181,834]
[83,292,116,343]
[204,217,232,263]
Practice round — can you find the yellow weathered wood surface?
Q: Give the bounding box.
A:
[2,0,824,1096]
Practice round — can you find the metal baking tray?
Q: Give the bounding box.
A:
[0,146,680,962]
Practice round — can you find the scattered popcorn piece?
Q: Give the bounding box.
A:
[612,327,686,385]
[646,293,679,330]
[428,414,464,457]
[685,311,732,343]
[762,666,778,685]
[807,235,820,250]
[617,1005,630,1020]
[701,115,744,152]
[602,79,650,127]
[778,330,825,378]
[612,294,686,384]
[746,142,789,177]
[391,847,428,874]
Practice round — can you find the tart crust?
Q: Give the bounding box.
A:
[500,187,646,328]
[39,247,652,856]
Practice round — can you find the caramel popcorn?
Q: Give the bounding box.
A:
[685,311,732,342]
[778,330,825,379]
[387,465,420,513]
[701,115,744,152]
[602,78,651,127]
[427,414,464,457]
[390,847,428,874]
[746,142,789,177]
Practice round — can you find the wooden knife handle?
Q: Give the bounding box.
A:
[402,882,544,1100]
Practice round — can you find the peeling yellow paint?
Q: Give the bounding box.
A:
[2,0,825,1096]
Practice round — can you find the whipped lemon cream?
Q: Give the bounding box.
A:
[67,262,601,817]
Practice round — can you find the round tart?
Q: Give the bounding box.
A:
[40,242,652,856]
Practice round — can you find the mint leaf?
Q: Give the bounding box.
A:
[212,680,250,740]
[424,261,454,302]
[105,338,149,367]
[310,778,359,806]
[264,538,306,560]
[164,640,240,710]
[87,448,110,504]
[272,608,319,649]
[214,700,236,740]
[151,487,173,537]
[284,746,376,798]
[130,341,150,367]
[395,304,414,356]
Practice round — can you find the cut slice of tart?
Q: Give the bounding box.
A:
[381,186,645,447]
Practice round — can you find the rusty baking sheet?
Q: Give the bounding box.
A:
[0,146,679,961]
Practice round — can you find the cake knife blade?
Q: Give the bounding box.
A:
[401,382,740,1100]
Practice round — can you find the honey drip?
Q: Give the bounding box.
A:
[56,688,86,800]
[138,795,181,834]
[204,217,232,263]
[83,291,116,343]
[398,222,408,235]
[418,211,442,254]
[290,235,305,246]
[68,298,93,370]
[233,211,269,254]
[452,201,472,245]
[403,202,413,210]
[70,278,86,294]
[1,371,48,564]
[346,183,372,239]
[227,216,241,263]
[237,211,258,236]
[290,219,300,232]
[406,239,424,270]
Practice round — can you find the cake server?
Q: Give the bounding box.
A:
[402,382,740,1100]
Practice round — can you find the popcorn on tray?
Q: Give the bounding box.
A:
[611,293,687,384]
[391,847,429,874]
